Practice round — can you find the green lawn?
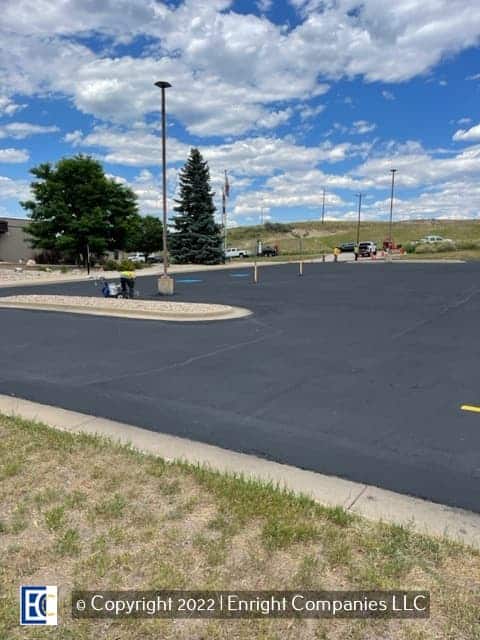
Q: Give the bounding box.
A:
[1,414,479,639]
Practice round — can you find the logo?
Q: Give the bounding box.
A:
[20,586,58,626]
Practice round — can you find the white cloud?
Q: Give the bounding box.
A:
[68,125,371,174]
[0,175,30,199]
[0,122,59,140]
[1,1,480,222]
[67,126,190,166]
[0,96,26,116]
[256,0,273,12]
[298,103,325,120]
[256,108,293,129]
[64,130,84,145]
[381,90,395,100]
[355,141,480,190]
[1,0,479,138]
[289,1,480,82]
[351,120,377,135]
[453,123,480,142]
[0,148,29,163]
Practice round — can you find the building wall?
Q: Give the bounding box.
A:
[0,218,38,262]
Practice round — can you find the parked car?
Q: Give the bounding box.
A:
[339,242,355,253]
[127,252,146,263]
[419,235,454,244]
[259,245,278,257]
[224,247,250,259]
[146,254,163,263]
[359,241,377,257]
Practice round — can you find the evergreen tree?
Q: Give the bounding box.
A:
[170,148,223,264]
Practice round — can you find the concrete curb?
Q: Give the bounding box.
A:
[0,258,468,289]
[0,300,252,322]
[1,394,478,549]
[0,261,288,289]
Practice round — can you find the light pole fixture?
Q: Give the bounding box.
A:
[356,193,362,245]
[154,80,174,295]
[388,169,397,247]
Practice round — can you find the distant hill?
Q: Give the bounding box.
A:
[227,219,480,257]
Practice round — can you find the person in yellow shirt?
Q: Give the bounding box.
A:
[120,269,136,298]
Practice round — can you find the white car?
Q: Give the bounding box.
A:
[127,252,146,263]
[419,235,454,244]
[224,247,250,259]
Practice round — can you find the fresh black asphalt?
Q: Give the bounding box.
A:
[1,261,479,513]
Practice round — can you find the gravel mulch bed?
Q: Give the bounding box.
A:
[0,294,250,321]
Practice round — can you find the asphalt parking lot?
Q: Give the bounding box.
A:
[1,261,479,513]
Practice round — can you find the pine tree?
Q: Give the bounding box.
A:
[170,148,224,264]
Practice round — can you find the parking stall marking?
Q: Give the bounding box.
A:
[461,405,480,413]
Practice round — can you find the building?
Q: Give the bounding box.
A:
[0,217,38,263]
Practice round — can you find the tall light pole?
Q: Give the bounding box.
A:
[321,188,326,224]
[388,169,397,247]
[155,80,174,294]
[356,193,362,245]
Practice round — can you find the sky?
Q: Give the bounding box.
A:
[1,0,480,227]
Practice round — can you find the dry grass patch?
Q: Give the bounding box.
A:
[0,414,479,640]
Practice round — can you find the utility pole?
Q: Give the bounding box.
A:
[388,169,397,247]
[356,193,362,245]
[321,188,326,224]
[222,188,227,252]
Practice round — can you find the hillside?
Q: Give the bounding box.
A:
[227,220,480,259]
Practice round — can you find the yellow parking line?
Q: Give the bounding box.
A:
[461,404,480,413]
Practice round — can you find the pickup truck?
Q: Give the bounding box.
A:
[224,247,250,259]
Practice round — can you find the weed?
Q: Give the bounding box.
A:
[56,528,81,556]
[45,506,66,531]
[94,494,126,519]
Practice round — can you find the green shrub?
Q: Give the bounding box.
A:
[415,242,455,254]
[404,242,417,254]
[264,221,294,233]
[456,240,480,250]
[103,259,120,271]
[435,242,456,253]
[118,259,137,271]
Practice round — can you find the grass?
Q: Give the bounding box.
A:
[227,219,480,260]
[0,413,479,639]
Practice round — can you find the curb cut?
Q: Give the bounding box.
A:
[1,394,479,550]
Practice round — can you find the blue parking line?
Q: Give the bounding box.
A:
[177,278,203,283]
[230,273,250,278]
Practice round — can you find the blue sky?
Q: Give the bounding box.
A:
[1,0,480,226]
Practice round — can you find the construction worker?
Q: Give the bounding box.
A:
[333,246,341,263]
[120,268,136,299]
